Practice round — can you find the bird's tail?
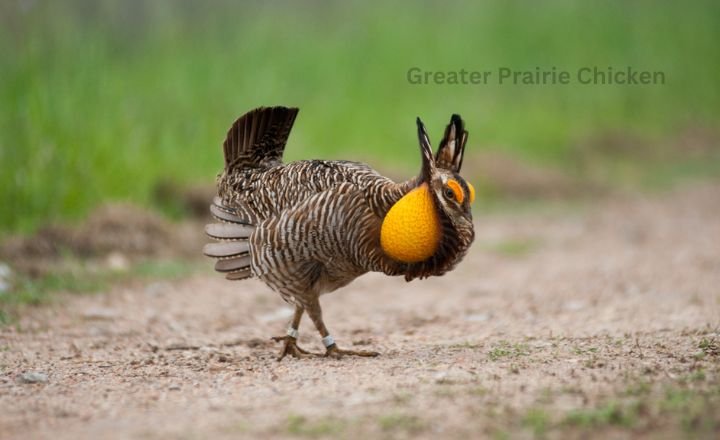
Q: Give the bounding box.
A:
[203,197,255,280]
[222,106,299,171]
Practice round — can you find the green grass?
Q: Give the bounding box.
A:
[488,340,531,361]
[1,0,719,233]
[698,335,719,356]
[0,258,200,324]
[563,401,639,429]
[522,408,550,437]
[572,346,599,356]
[285,415,346,437]
[377,413,427,434]
[559,384,720,435]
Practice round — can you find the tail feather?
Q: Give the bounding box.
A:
[215,255,252,273]
[209,197,249,224]
[205,223,254,240]
[223,106,299,170]
[211,106,298,280]
[202,241,250,258]
[226,268,252,280]
[210,204,246,223]
[205,198,255,281]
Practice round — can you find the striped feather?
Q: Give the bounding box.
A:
[435,114,468,172]
[205,223,254,240]
[226,268,252,280]
[215,255,252,273]
[203,241,250,258]
[223,106,299,170]
[209,204,246,223]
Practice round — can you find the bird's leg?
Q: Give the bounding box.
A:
[305,298,379,359]
[271,304,321,361]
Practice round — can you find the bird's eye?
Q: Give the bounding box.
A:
[445,179,465,203]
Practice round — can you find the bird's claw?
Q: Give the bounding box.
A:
[271,335,320,361]
[324,344,380,359]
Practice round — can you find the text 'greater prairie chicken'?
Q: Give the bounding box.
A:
[204,107,475,359]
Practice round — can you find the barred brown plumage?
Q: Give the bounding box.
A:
[205,106,475,359]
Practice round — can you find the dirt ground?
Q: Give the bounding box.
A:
[1,183,719,439]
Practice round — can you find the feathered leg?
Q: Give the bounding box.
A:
[305,298,379,359]
[271,304,320,361]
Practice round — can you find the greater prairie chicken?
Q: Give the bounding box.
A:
[204,107,475,359]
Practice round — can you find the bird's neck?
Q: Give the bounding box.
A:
[379,181,442,264]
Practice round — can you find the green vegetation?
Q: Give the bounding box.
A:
[623,380,652,397]
[660,386,720,432]
[377,413,427,434]
[698,335,719,357]
[488,340,531,361]
[572,346,598,356]
[285,415,346,437]
[522,408,550,437]
[501,382,720,437]
[1,0,719,233]
[281,413,429,437]
[0,258,200,323]
[558,383,720,436]
[563,401,639,428]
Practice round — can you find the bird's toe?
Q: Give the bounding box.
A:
[272,335,320,361]
[325,345,380,358]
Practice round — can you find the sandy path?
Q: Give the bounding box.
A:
[1,183,719,439]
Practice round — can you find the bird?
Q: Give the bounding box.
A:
[204,106,475,360]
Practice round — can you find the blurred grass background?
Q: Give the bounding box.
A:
[1,0,719,234]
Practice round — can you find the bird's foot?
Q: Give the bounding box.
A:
[325,344,380,359]
[271,336,320,361]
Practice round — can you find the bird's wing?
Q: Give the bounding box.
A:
[250,182,380,300]
[219,160,383,225]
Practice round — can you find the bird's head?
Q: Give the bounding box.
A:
[380,115,476,279]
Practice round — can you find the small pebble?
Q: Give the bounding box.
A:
[0,262,12,293]
[106,252,129,271]
[18,371,48,384]
[464,313,490,322]
[82,307,118,320]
